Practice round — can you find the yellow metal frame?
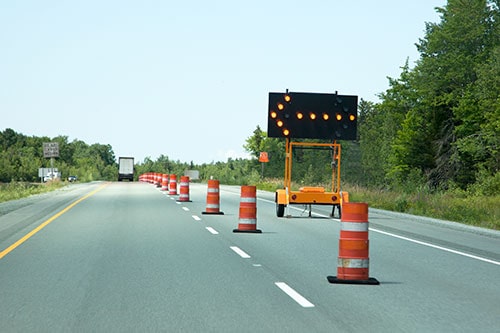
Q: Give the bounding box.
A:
[276,139,342,215]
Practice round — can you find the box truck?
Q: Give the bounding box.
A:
[118,157,134,181]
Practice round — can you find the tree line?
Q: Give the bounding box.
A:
[359,0,499,194]
[0,128,117,183]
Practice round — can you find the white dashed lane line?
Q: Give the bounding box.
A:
[205,227,219,234]
[177,192,317,310]
[230,246,251,259]
[275,282,315,308]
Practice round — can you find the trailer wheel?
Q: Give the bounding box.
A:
[276,203,285,217]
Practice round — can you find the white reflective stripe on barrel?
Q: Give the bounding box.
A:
[238,218,257,224]
[240,197,256,203]
[206,204,219,209]
[337,258,369,268]
[340,222,368,232]
[207,188,219,193]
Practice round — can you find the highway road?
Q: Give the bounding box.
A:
[0,181,499,332]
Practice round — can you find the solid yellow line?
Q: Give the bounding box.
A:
[0,183,109,260]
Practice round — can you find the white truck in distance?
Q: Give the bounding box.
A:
[118,157,134,181]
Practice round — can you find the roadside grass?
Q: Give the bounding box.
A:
[255,178,500,231]
[0,180,65,203]
[340,184,499,230]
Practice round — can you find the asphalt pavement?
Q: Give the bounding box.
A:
[0,181,498,332]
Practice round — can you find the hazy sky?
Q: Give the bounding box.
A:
[1,0,446,164]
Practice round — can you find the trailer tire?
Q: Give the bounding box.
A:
[276,203,285,217]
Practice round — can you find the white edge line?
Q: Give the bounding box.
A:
[370,228,500,266]
[261,197,499,266]
[182,207,189,211]
[192,215,201,221]
[275,282,315,308]
[230,246,251,259]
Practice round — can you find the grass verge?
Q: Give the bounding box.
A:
[344,184,499,230]
[0,180,65,203]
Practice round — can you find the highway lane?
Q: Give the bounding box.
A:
[0,181,499,332]
[218,184,500,331]
[0,183,107,257]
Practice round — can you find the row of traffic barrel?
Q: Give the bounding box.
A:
[138,173,261,233]
[138,172,378,285]
[139,172,190,201]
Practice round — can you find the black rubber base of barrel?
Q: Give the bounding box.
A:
[327,276,380,285]
[202,211,224,215]
[177,200,192,202]
[233,229,262,233]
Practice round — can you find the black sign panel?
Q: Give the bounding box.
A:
[267,92,358,140]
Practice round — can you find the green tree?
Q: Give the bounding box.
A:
[359,62,416,187]
[407,0,499,188]
[244,126,266,158]
[244,125,286,179]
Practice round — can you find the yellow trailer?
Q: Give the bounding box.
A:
[275,139,345,218]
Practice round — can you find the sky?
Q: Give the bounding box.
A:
[1,0,447,165]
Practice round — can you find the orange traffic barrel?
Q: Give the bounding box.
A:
[177,176,191,202]
[233,185,261,233]
[327,202,379,285]
[155,173,162,187]
[161,174,169,191]
[202,179,224,215]
[168,174,177,195]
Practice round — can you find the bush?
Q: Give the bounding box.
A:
[468,169,500,196]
